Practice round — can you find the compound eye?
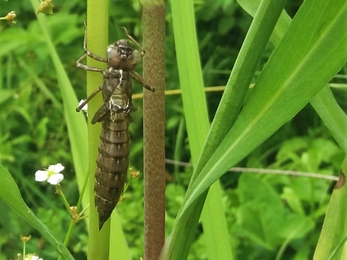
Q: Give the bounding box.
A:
[106,44,117,60]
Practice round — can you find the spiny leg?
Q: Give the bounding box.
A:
[75,22,107,72]
[130,71,155,92]
[121,27,146,57]
[82,21,107,62]
[121,27,154,92]
[75,22,110,108]
[76,53,104,72]
[76,83,104,112]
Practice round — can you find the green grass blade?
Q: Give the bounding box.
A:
[310,86,347,153]
[239,1,347,258]
[0,166,74,259]
[310,85,347,260]
[183,0,347,218]
[190,0,287,183]
[171,0,209,161]
[237,0,292,46]
[201,182,233,259]
[162,0,233,259]
[314,157,347,259]
[309,68,347,260]
[162,0,287,259]
[109,212,132,260]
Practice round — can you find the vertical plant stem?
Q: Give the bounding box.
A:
[85,0,109,259]
[141,1,166,259]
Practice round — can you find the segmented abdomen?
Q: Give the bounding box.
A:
[94,111,129,229]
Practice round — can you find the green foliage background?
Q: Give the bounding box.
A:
[0,0,346,259]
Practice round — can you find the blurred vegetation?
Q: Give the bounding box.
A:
[0,0,345,259]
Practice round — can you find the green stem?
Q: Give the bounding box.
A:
[85,0,109,259]
[63,221,76,247]
[57,221,76,260]
[55,184,71,213]
[22,241,25,259]
[55,185,75,260]
[75,167,89,215]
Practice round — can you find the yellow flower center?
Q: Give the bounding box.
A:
[47,169,54,177]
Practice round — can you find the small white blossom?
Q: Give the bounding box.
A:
[35,163,64,185]
[24,254,43,260]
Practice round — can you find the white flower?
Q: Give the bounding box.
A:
[35,163,64,185]
[24,254,43,260]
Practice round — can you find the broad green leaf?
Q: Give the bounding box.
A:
[183,0,347,219]
[164,0,347,258]
[162,0,287,259]
[237,1,347,258]
[0,166,74,259]
[237,0,291,46]
[201,182,232,260]
[237,174,314,250]
[235,2,347,258]
[191,0,287,184]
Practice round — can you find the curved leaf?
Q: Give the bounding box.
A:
[162,0,288,259]
[310,86,347,153]
[183,0,347,219]
[0,165,74,259]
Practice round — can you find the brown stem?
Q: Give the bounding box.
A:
[142,2,166,260]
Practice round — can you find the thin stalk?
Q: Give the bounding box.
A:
[141,1,166,259]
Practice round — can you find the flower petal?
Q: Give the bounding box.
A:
[47,173,64,185]
[35,170,48,182]
[24,255,43,260]
[48,163,64,173]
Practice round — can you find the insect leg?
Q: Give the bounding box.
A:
[82,21,107,62]
[76,53,104,72]
[120,28,155,93]
[75,22,107,72]
[76,84,103,112]
[121,27,146,57]
[130,70,155,92]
